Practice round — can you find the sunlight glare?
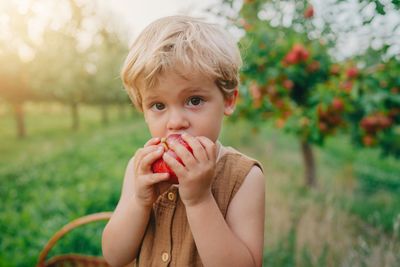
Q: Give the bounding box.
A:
[18,42,34,62]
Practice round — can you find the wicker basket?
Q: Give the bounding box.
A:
[36,212,113,267]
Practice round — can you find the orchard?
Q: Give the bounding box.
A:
[226,0,400,186]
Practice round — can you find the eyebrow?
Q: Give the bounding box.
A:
[180,87,205,95]
[143,87,207,103]
[142,95,159,104]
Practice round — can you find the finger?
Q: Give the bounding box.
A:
[134,145,164,172]
[163,152,186,177]
[181,133,208,162]
[139,146,165,173]
[144,137,161,147]
[196,136,217,162]
[145,172,170,185]
[168,139,197,166]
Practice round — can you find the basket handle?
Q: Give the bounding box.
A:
[37,212,113,267]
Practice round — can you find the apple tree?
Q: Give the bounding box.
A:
[230,0,338,187]
[0,2,39,138]
[217,0,400,186]
[83,26,129,125]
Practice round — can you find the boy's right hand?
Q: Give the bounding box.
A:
[132,137,170,208]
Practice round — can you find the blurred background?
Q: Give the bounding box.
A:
[1,0,399,266]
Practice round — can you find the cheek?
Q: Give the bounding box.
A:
[147,124,164,139]
[193,111,223,142]
[143,113,163,135]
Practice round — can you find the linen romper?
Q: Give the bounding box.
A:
[135,147,263,267]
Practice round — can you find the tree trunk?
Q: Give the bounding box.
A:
[301,140,317,187]
[101,104,109,125]
[71,102,79,131]
[13,101,26,139]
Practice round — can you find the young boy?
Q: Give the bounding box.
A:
[102,15,265,267]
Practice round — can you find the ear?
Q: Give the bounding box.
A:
[224,89,238,116]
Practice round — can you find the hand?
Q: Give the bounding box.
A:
[163,133,217,207]
[132,137,170,208]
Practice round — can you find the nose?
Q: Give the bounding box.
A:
[166,108,189,131]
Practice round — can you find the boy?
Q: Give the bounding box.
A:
[102,15,265,267]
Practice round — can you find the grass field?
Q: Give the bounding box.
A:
[0,102,399,267]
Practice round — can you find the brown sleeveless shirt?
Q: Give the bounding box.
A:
[135,147,262,267]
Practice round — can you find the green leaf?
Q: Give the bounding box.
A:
[391,0,400,9]
[375,0,386,15]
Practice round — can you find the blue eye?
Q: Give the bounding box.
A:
[187,96,204,106]
[151,103,165,110]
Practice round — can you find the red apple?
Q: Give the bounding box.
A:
[282,79,294,90]
[318,122,328,133]
[340,81,353,92]
[151,134,193,184]
[377,114,392,129]
[346,67,358,79]
[292,44,309,61]
[363,135,376,147]
[307,61,320,72]
[331,97,344,112]
[360,115,379,134]
[283,51,298,65]
[304,5,314,19]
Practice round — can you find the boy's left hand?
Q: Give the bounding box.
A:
[162,133,216,207]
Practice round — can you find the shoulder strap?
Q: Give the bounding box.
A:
[211,149,263,216]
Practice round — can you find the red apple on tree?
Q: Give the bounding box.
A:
[292,44,309,61]
[151,134,193,184]
[346,67,358,79]
[283,44,309,65]
[282,79,294,90]
[304,5,314,19]
[363,135,376,147]
[331,97,344,112]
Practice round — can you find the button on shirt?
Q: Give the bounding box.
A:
[161,252,169,262]
[167,192,175,201]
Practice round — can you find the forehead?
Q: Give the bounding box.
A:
[142,70,216,100]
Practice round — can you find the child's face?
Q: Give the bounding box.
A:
[141,70,236,142]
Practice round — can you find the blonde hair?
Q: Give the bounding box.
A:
[121,15,242,111]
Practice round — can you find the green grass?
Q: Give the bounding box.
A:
[0,102,135,172]
[0,102,399,266]
[1,102,144,266]
[321,135,400,234]
[222,120,400,266]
